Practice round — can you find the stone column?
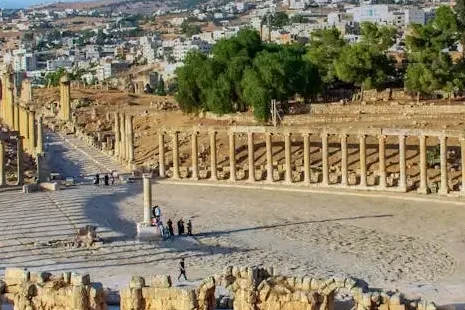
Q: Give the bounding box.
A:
[127,115,134,166]
[119,114,126,162]
[229,132,237,181]
[158,132,166,178]
[16,137,23,186]
[398,135,407,191]
[340,134,348,186]
[321,133,329,185]
[59,76,71,121]
[28,111,36,153]
[418,135,429,194]
[461,138,465,195]
[439,136,449,195]
[303,133,311,184]
[191,131,199,180]
[247,132,255,182]
[284,132,292,183]
[0,140,5,186]
[36,116,44,155]
[143,175,152,225]
[36,153,43,182]
[13,104,19,131]
[265,132,273,182]
[114,112,120,158]
[209,131,217,181]
[172,131,180,179]
[359,134,367,187]
[378,135,387,188]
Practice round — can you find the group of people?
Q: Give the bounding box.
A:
[150,206,193,239]
[94,172,117,186]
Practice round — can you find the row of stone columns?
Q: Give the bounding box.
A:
[156,130,461,194]
[113,112,134,167]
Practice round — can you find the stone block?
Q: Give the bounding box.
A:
[23,184,38,193]
[130,276,146,289]
[71,273,90,286]
[39,182,60,191]
[136,223,161,241]
[5,268,30,285]
[30,271,52,283]
[149,275,172,288]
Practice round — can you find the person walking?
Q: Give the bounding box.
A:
[104,174,109,186]
[187,220,192,236]
[167,219,174,236]
[94,173,100,185]
[177,258,187,281]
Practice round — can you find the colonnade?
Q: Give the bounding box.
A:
[152,127,464,195]
[113,112,134,167]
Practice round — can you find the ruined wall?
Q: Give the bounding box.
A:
[1,268,106,310]
[120,275,215,310]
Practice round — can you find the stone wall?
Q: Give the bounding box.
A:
[0,268,106,310]
[0,267,437,310]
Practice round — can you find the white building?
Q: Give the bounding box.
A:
[172,39,212,62]
[4,49,38,72]
[46,59,73,71]
[351,5,391,24]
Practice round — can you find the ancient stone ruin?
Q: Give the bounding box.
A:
[0,266,437,310]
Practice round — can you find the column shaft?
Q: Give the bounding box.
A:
[303,133,310,184]
[17,138,23,186]
[341,134,348,186]
[266,132,273,182]
[418,135,428,194]
[119,114,126,161]
[462,139,465,195]
[191,132,199,180]
[229,132,237,181]
[36,116,44,154]
[14,104,19,131]
[172,132,180,179]
[378,135,387,188]
[247,132,255,182]
[210,132,217,180]
[322,134,329,185]
[285,133,292,183]
[143,176,152,225]
[359,135,367,187]
[114,113,120,158]
[0,141,5,186]
[439,136,449,195]
[158,132,165,177]
[28,111,36,153]
[127,115,134,165]
[398,135,407,191]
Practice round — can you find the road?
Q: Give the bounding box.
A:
[0,131,465,306]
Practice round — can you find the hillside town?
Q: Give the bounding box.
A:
[0,0,452,94]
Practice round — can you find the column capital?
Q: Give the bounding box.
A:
[228,131,235,137]
[208,130,217,136]
[358,133,367,139]
[438,135,447,142]
[283,131,291,137]
[247,131,254,137]
[265,131,273,137]
[320,132,328,138]
[302,132,310,138]
[192,130,199,136]
[378,135,386,141]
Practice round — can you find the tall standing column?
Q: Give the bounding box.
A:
[439,136,449,195]
[36,116,44,154]
[378,135,387,188]
[28,111,36,153]
[303,133,311,184]
[247,132,255,182]
[321,133,329,185]
[284,132,292,183]
[13,104,19,131]
[359,134,367,187]
[16,137,23,186]
[158,132,166,177]
[59,76,71,121]
[172,131,180,179]
[398,135,407,191]
[0,140,5,186]
[229,132,237,181]
[461,138,465,195]
[127,115,134,166]
[143,175,152,225]
[265,132,273,182]
[418,135,429,194]
[210,131,217,181]
[119,114,126,162]
[191,131,199,180]
[340,134,348,186]
[114,112,120,158]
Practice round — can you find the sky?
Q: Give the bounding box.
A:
[1,0,84,9]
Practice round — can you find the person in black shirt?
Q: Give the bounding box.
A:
[187,220,192,236]
[177,258,187,281]
[94,173,100,185]
[167,219,174,237]
[104,174,109,186]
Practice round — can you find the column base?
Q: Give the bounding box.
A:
[210,177,218,181]
[229,177,237,182]
[439,188,449,195]
[191,176,199,181]
[136,223,161,241]
[398,185,407,192]
[417,186,430,194]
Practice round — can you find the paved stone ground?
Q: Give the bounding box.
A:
[1,132,465,306]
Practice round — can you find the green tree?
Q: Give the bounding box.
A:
[45,68,67,87]
[181,20,201,37]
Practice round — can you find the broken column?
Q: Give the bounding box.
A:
[247,132,255,182]
[398,135,407,191]
[210,131,217,181]
[378,135,387,188]
[303,133,310,184]
[0,140,5,186]
[359,134,367,187]
[340,133,348,186]
[439,136,448,195]
[158,132,165,178]
[191,131,199,180]
[265,132,273,182]
[418,135,429,194]
[172,131,180,179]
[284,132,292,183]
[59,75,71,121]
[229,132,236,181]
[21,78,32,103]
